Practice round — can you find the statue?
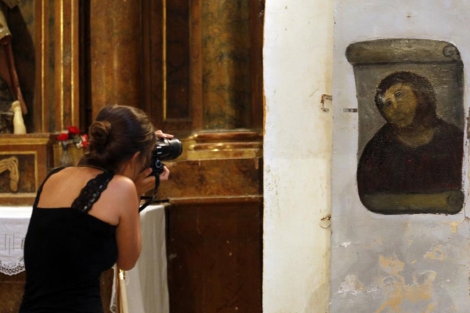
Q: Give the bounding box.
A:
[0,4,27,134]
[0,76,13,133]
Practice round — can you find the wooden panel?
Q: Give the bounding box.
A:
[89,0,142,119]
[156,158,263,200]
[189,0,203,131]
[166,197,262,313]
[166,0,190,120]
[201,0,252,130]
[33,0,80,133]
[250,0,265,130]
[142,0,193,135]
[141,0,163,128]
[0,134,52,205]
[0,272,26,313]
[78,0,92,130]
[34,0,52,133]
[141,0,264,136]
[54,0,80,131]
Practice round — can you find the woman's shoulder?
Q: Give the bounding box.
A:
[42,166,95,189]
[101,174,139,209]
[107,174,136,192]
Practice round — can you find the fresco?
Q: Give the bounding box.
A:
[346,39,464,214]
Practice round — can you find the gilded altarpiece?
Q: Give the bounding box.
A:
[0,1,79,204]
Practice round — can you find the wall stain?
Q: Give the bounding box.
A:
[375,255,437,313]
[424,245,447,261]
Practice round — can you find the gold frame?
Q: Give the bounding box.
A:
[35,0,80,133]
[0,134,51,205]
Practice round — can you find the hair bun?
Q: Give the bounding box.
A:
[89,121,112,150]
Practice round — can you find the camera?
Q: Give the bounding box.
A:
[150,138,183,176]
[140,137,182,212]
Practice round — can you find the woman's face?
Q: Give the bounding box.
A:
[379,83,418,128]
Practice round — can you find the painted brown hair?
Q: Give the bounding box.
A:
[375,71,438,127]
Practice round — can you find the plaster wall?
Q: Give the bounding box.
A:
[331,1,470,312]
[263,0,334,312]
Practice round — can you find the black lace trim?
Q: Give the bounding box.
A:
[71,171,114,213]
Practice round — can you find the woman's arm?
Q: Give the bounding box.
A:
[111,176,142,270]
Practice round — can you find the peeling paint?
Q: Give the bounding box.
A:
[338,275,365,296]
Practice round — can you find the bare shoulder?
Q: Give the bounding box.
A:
[107,174,137,195]
[100,174,139,213]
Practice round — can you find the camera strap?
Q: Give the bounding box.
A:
[138,175,160,212]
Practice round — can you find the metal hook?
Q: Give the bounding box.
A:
[321,94,332,112]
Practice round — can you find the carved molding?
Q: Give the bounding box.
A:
[0,156,19,192]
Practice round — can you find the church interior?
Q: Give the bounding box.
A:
[1,0,339,312]
[0,1,266,312]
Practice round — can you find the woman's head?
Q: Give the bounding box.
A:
[81,104,155,173]
[375,71,438,128]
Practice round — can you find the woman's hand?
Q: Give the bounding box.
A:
[133,129,173,195]
[134,168,155,195]
[134,166,171,195]
[159,165,170,181]
[155,130,174,140]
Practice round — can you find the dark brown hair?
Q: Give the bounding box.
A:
[80,104,155,173]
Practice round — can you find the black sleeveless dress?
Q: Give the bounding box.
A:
[19,167,118,313]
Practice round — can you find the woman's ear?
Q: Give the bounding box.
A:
[130,151,143,170]
[120,151,142,178]
[131,151,141,162]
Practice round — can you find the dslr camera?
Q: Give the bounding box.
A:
[150,137,183,176]
[140,137,182,211]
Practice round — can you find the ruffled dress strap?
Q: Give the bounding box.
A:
[71,171,114,213]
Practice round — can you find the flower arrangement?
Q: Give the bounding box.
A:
[57,126,89,149]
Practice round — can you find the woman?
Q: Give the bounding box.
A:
[357,71,464,214]
[19,104,172,312]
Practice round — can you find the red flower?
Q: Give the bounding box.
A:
[67,126,81,135]
[58,126,88,150]
[57,133,69,141]
[81,134,89,148]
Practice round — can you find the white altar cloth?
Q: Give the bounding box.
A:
[0,206,32,276]
[112,204,169,313]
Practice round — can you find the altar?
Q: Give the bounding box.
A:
[0,206,30,276]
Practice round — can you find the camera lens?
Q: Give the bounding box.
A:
[155,138,183,161]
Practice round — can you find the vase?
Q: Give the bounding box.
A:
[60,143,73,167]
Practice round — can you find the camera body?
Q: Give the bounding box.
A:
[150,138,183,175]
